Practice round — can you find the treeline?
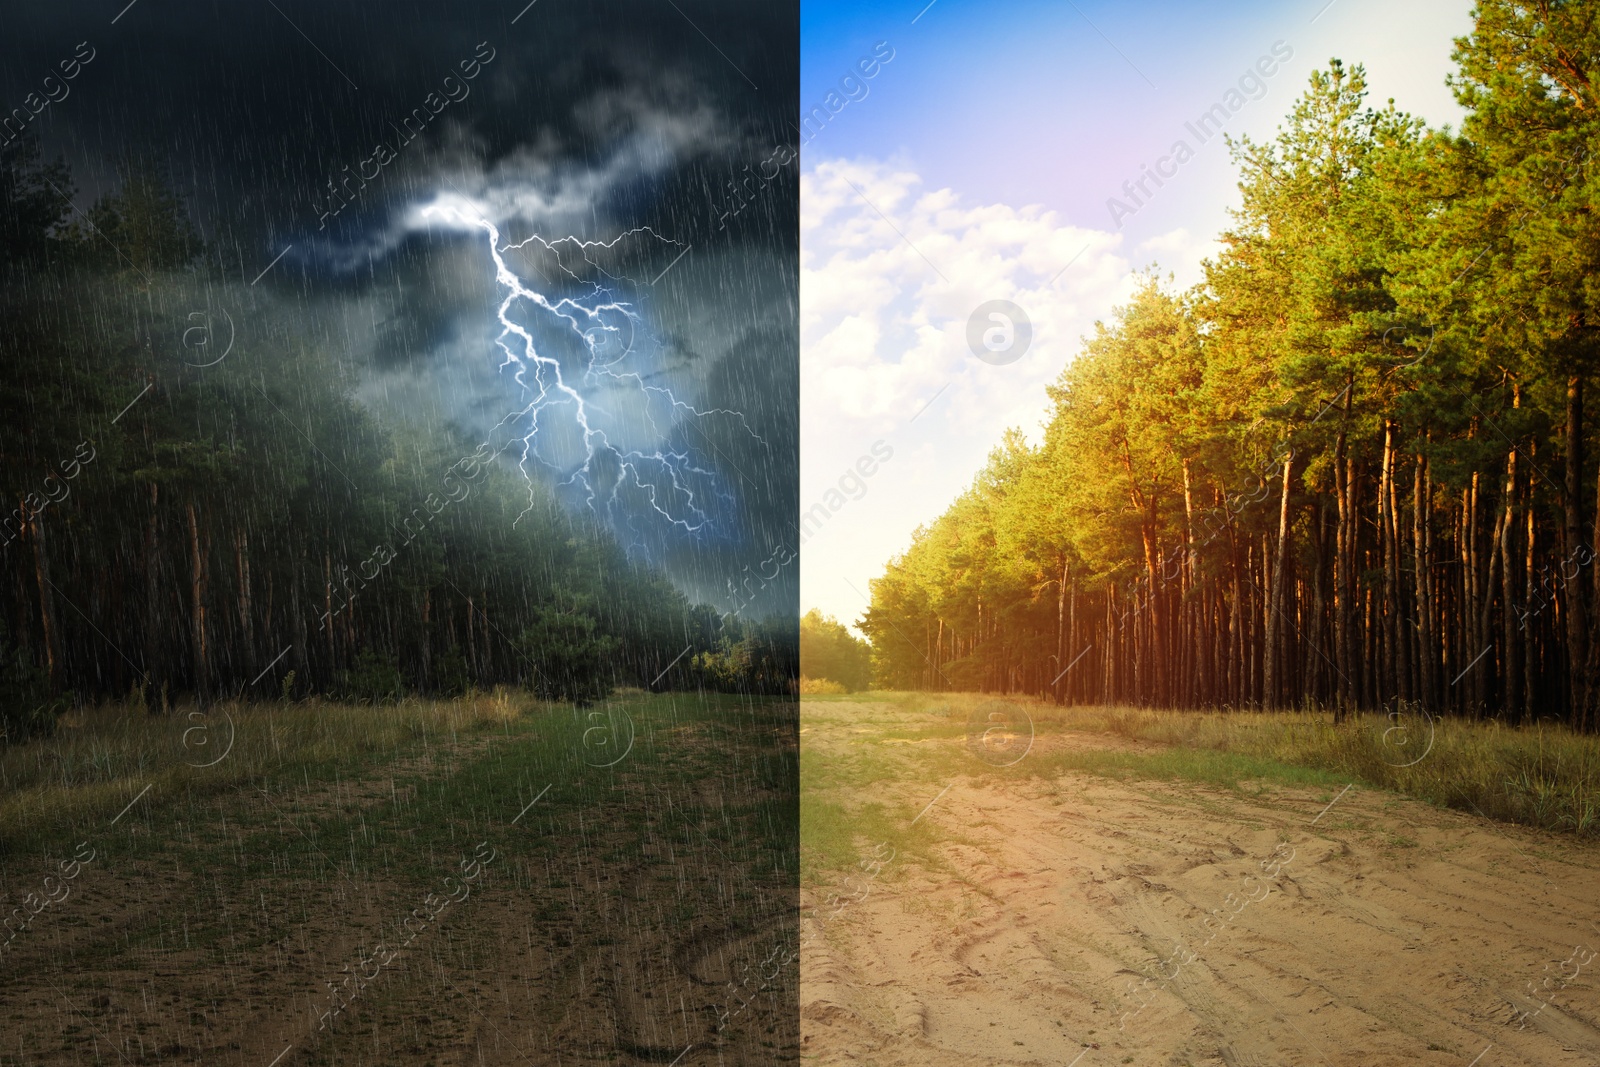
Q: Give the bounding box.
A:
[0,133,792,736]
[864,3,1600,730]
[799,609,871,691]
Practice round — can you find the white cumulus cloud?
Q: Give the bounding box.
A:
[801,158,1143,631]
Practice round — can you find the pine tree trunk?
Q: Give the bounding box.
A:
[1249,541,1261,705]
[479,596,492,681]
[293,546,308,691]
[1229,533,1243,707]
[187,501,209,704]
[27,501,57,689]
[1054,556,1066,703]
[323,549,336,668]
[1501,439,1519,723]
[421,587,432,688]
[145,483,161,694]
[1390,437,1411,701]
[1527,465,1538,723]
[1182,459,1196,705]
[1566,375,1588,729]
[1334,428,1351,719]
[1379,422,1397,704]
[1466,470,1481,712]
[235,526,253,653]
[1415,453,1435,710]
[1477,505,1505,717]
[1140,514,1163,705]
[1264,451,1294,708]
[1069,578,1078,704]
[1310,498,1328,706]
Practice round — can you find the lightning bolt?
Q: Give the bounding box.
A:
[419,195,758,557]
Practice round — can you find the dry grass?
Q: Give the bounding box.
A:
[844,692,1600,837]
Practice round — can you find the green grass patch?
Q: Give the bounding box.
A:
[808,692,1600,838]
[1026,744,1352,794]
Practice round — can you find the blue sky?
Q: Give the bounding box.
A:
[801,0,1475,633]
[802,0,1470,244]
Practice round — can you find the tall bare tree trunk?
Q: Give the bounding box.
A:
[322,549,336,667]
[420,587,432,687]
[1414,452,1435,709]
[1478,506,1505,717]
[1246,541,1257,705]
[1069,578,1078,704]
[1182,459,1197,705]
[27,501,57,689]
[145,483,161,696]
[1389,436,1411,700]
[1501,430,1519,723]
[1264,451,1294,708]
[1378,422,1399,704]
[1309,499,1328,705]
[1528,463,1539,723]
[1568,375,1590,730]
[1465,468,1481,712]
[1139,508,1163,705]
[187,501,209,703]
[1048,558,1064,702]
[1593,458,1600,630]
[1229,532,1243,706]
[1334,421,1352,719]
[1186,468,1209,704]
[235,526,253,653]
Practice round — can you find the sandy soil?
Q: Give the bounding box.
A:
[801,700,1600,1067]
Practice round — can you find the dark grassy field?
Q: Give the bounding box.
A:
[0,690,797,1066]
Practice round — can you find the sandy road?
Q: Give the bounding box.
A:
[800,700,1600,1067]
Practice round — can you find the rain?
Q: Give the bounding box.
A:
[0,2,798,1063]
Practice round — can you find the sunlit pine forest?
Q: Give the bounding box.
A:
[0,135,793,739]
[863,6,1600,730]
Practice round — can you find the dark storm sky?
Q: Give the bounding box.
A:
[2,0,799,618]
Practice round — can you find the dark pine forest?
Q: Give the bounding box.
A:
[0,134,793,739]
